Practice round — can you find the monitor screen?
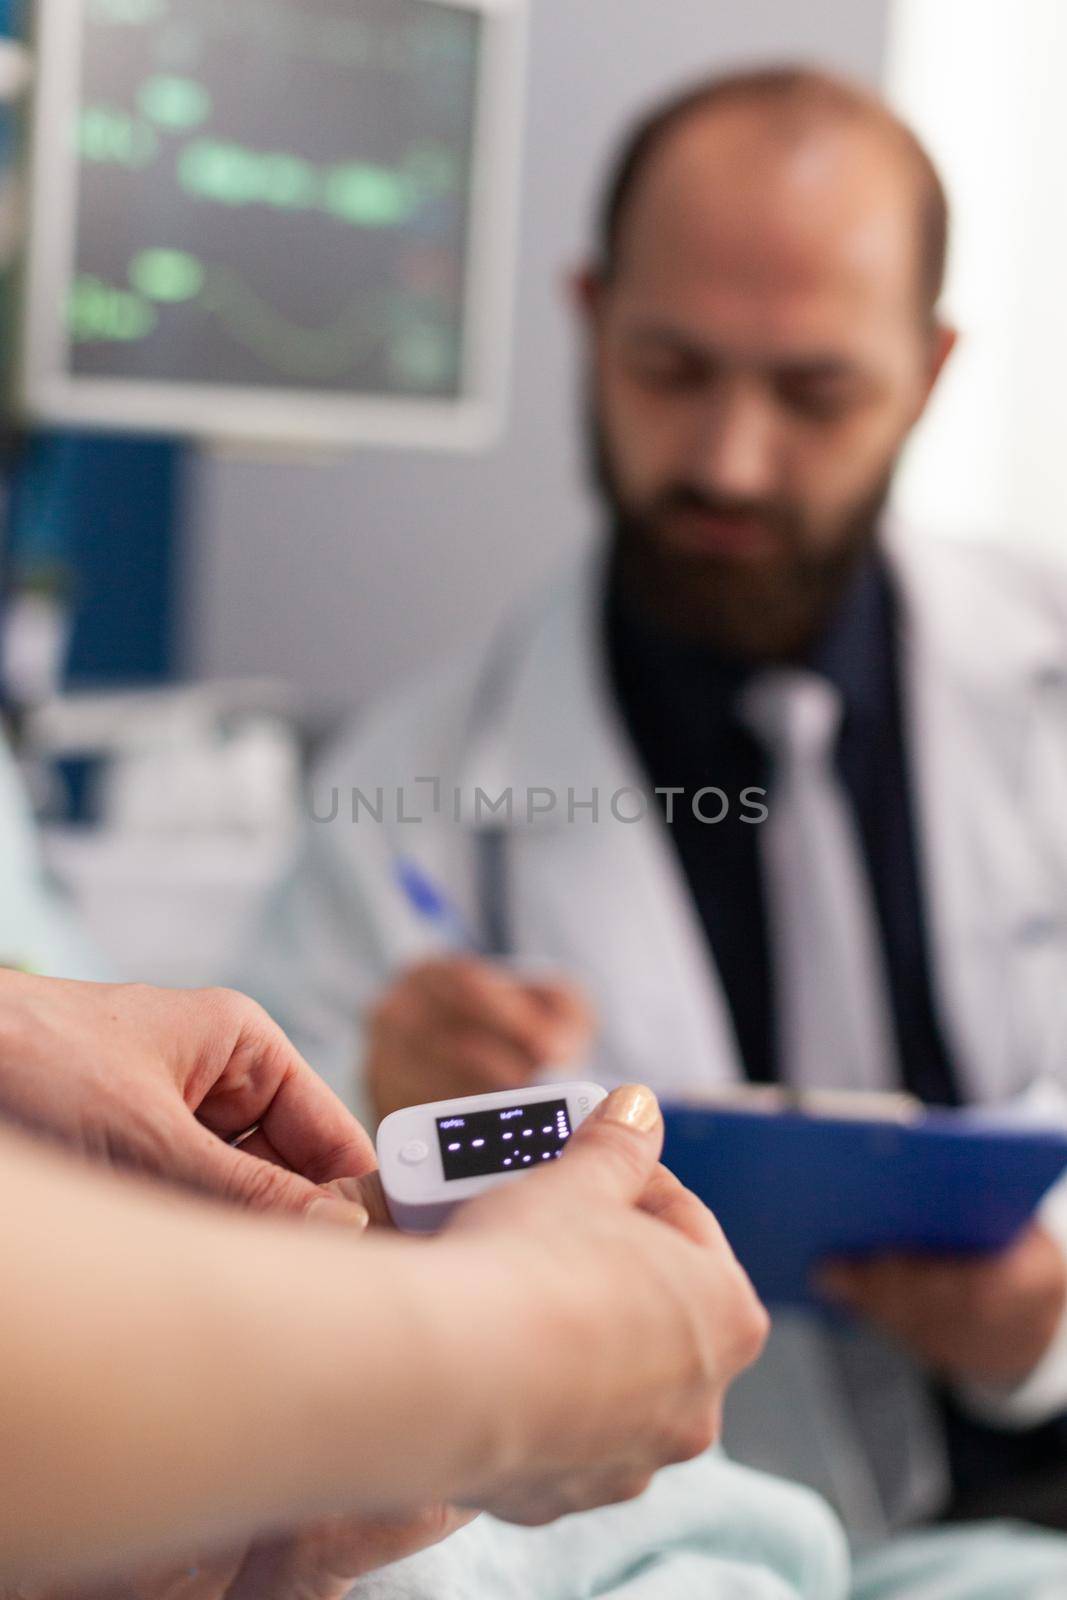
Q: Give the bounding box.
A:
[21,0,524,447]
[436,1098,572,1181]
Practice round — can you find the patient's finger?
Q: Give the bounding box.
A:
[186,994,376,1184]
[253,1060,377,1187]
[163,1118,346,1216]
[229,1128,286,1168]
[211,1132,368,1231]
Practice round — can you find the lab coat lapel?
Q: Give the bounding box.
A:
[891,530,1065,1103]
[459,554,744,1094]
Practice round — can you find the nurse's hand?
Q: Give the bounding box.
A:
[366,956,595,1122]
[0,971,376,1216]
[819,1222,1067,1386]
[450,1085,769,1526]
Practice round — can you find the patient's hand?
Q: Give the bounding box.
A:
[12,1504,475,1600]
[0,973,377,1217]
[11,1183,473,1600]
[819,1222,1067,1387]
[366,956,594,1122]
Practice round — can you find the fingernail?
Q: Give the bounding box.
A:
[599,1084,661,1134]
[325,1177,371,1205]
[307,1196,371,1231]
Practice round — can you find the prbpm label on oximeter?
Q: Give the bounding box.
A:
[436,1098,573,1181]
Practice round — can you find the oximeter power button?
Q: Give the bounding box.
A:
[399,1139,431,1166]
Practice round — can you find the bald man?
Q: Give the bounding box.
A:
[238,68,1067,1546]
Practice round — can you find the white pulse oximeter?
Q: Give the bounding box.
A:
[376,1081,608,1234]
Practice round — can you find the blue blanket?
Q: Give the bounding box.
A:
[347,1454,849,1600]
[346,1454,1067,1600]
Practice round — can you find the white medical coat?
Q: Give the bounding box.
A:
[237,527,1067,1538]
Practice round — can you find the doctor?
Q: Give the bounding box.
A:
[237,67,1067,1541]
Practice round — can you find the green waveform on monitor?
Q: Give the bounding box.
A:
[97,0,472,76]
[197,264,456,385]
[178,140,426,227]
[179,142,319,211]
[79,106,159,168]
[323,165,415,227]
[139,75,212,131]
[88,0,169,23]
[129,248,205,302]
[70,276,158,342]
[68,256,458,387]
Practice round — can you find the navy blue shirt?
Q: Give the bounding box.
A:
[605,548,960,1106]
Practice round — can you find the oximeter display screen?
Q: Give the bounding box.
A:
[436,1099,572,1181]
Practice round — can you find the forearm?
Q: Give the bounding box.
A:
[0,1128,512,1588]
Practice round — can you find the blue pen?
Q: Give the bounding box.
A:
[394,855,483,953]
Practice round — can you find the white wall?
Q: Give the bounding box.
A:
[887,0,1067,551]
[183,0,889,722]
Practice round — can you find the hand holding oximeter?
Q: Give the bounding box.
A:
[376,1081,608,1233]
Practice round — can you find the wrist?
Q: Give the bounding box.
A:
[0,967,35,1057]
[0,972,52,1127]
[408,1234,607,1509]
[258,1229,529,1514]
[351,1230,602,1512]
[374,1236,538,1504]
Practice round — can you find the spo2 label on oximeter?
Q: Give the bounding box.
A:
[436,1098,572,1181]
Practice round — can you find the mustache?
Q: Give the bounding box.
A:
[644,485,795,531]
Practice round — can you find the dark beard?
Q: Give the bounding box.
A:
[588,405,895,664]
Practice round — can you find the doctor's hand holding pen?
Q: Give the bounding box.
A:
[367,860,597,1124]
[366,954,596,1123]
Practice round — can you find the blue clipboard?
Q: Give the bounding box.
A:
[662,1101,1067,1309]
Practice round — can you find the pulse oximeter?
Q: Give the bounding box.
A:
[376,1081,608,1234]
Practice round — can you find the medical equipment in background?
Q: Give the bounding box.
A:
[0,5,29,271]
[18,0,526,451]
[26,679,305,986]
[27,678,304,833]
